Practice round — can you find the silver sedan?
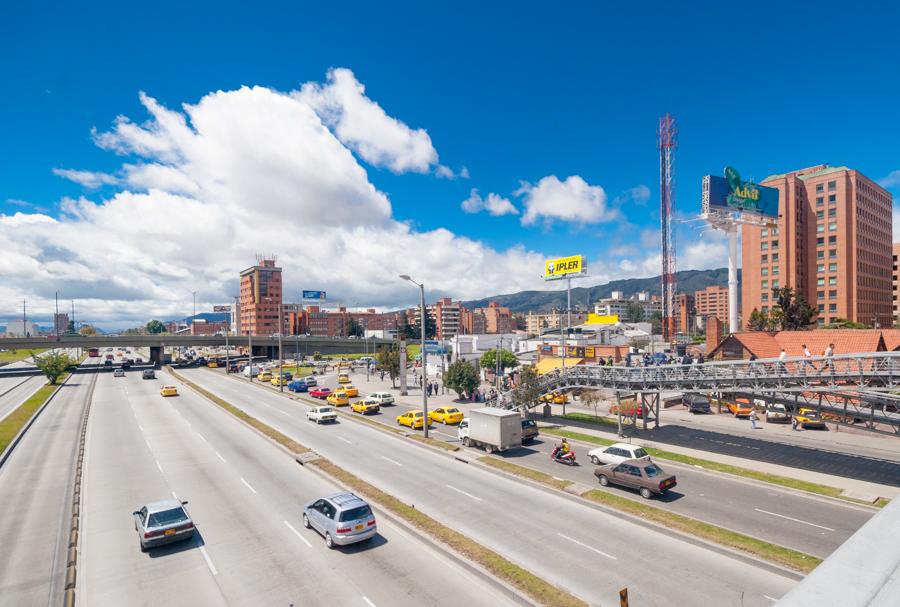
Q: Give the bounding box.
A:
[133,499,195,551]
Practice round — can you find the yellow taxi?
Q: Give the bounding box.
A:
[539,391,568,404]
[159,385,179,397]
[428,406,464,425]
[271,375,286,386]
[257,371,273,382]
[341,384,359,397]
[207,361,218,368]
[326,391,350,406]
[337,373,351,384]
[795,408,826,429]
[396,410,429,429]
[351,398,381,415]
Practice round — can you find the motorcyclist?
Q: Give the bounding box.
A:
[554,438,571,459]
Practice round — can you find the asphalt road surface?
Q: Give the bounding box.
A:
[305,371,875,558]
[181,367,797,607]
[78,370,519,606]
[0,374,46,421]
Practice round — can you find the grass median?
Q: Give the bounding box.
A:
[169,366,586,606]
[0,375,65,453]
[479,454,821,574]
[0,348,49,364]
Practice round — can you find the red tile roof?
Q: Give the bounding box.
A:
[880,329,900,351]
[710,329,888,359]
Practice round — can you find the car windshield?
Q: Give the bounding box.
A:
[447,408,460,414]
[147,507,189,527]
[522,419,536,428]
[413,412,422,417]
[319,407,333,412]
[644,464,665,478]
[633,448,649,458]
[338,504,371,522]
[804,411,819,419]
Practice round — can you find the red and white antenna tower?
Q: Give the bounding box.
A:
[658,113,677,343]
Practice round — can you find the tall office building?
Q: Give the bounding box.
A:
[694,286,729,325]
[53,312,69,335]
[742,165,892,328]
[893,243,900,323]
[239,258,283,335]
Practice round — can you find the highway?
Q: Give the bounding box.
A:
[77,369,519,606]
[0,374,46,421]
[179,367,797,607]
[0,358,96,606]
[295,370,876,558]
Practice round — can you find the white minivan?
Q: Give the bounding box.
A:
[368,392,395,405]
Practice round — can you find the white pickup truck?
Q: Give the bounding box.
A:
[307,406,338,424]
[765,402,791,423]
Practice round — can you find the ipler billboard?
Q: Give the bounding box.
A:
[302,290,326,300]
[544,255,587,281]
[702,166,779,219]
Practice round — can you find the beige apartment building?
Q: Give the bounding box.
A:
[742,165,892,328]
[694,286,729,324]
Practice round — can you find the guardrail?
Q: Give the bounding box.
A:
[488,352,900,410]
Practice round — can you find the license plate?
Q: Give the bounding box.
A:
[355,524,364,530]
[164,529,176,536]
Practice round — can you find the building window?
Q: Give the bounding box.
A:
[817,291,825,299]
[816,237,824,246]
[829,263,838,272]
[771,240,779,249]
[773,266,780,275]
[761,306,769,314]
[828,181,836,191]
[761,254,768,263]
[817,277,825,286]
[828,277,837,286]
[761,280,768,289]
[771,227,780,235]
[817,264,825,273]
[761,293,768,301]
[829,222,837,231]
[761,267,769,276]
[772,253,779,262]
[816,224,825,233]
[772,280,780,288]
[817,250,825,259]
[816,183,824,193]
[829,304,837,312]
[829,249,837,258]
[761,228,768,237]
[818,304,825,312]
[816,196,824,206]
[829,290,837,299]
[817,318,825,326]
[828,194,836,203]
[761,242,768,251]
[816,210,824,219]
[828,208,836,217]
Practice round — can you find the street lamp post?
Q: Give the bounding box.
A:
[400,274,428,438]
[278,303,284,392]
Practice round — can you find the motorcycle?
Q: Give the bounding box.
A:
[550,446,577,466]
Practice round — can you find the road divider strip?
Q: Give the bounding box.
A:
[477,454,822,574]
[0,373,71,465]
[169,367,586,607]
[542,426,889,508]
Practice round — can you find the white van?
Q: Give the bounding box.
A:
[368,392,395,405]
[242,365,261,377]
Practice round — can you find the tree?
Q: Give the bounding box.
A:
[145,319,165,334]
[747,308,768,332]
[78,324,97,336]
[771,286,816,330]
[445,359,480,399]
[479,348,519,371]
[346,317,364,338]
[510,365,542,409]
[33,350,74,384]
[649,311,662,334]
[376,345,401,387]
[580,390,605,422]
[824,317,869,330]
[66,320,76,335]
[312,351,324,361]
[623,301,645,323]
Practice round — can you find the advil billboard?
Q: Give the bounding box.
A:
[544,255,586,281]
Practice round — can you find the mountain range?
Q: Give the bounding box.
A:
[459,268,740,313]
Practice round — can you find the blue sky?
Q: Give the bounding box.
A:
[2,1,899,325]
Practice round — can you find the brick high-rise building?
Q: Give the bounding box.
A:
[239,258,283,335]
[481,301,512,333]
[694,286,729,325]
[742,165,893,328]
[53,312,69,336]
[893,243,900,323]
[675,294,694,335]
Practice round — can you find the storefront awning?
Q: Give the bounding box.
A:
[535,357,583,375]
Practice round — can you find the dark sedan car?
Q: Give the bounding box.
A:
[682,393,711,414]
[594,459,677,499]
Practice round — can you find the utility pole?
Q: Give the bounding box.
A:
[278,303,284,392]
[55,291,60,342]
[192,291,197,331]
[400,275,428,438]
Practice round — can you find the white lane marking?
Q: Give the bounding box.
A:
[336,436,353,444]
[557,532,617,560]
[215,451,227,463]
[363,597,377,607]
[753,508,835,532]
[763,596,779,603]
[155,460,164,473]
[145,439,152,450]
[138,424,144,431]
[196,432,208,443]
[199,546,218,575]
[240,477,258,494]
[380,455,403,467]
[446,484,482,501]
[284,520,312,547]
[171,491,178,500]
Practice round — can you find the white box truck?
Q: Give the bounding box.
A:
[458,408,522,453]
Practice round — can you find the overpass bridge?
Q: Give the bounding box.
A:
[0,335,394,364]
[490,353,900,430]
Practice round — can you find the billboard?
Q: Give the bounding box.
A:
[703,167,779,218]
[586,313,619,325]
[544,255,586,281]
[212,305,231,313]
[302,290,326,300]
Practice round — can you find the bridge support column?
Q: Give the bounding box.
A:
[150,346,163,367]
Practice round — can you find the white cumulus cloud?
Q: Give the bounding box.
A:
[877,170,900,189]
[52,168,119,188]
[517,175,616,226]
[298,68,440,174]
[460,189,518,216]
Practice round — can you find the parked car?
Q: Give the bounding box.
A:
[766,403,791,423]
[351,399,380,415]
[113,368,126,377]
[521,418,539,443]
[539,391,568,404]
[133,499,194,551]
[682,393,711,414]
[396,410,429,430]
[207,361,218,368]
[257,371,273,382]
[271,375,287,387]
[327,392,350,407]
[303,376,317,387]
[288,380,309,392]
[307,405,338,424]
[159,385,178,397]
[302,493,377,548]
[794,408,827,429]
[724,396,753,417]
[309,387,332,399]
[428,406,464,425]
[594,459,677,499]
[587,442,651,467]
[142,369,156,380]
[368,392,394,405]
